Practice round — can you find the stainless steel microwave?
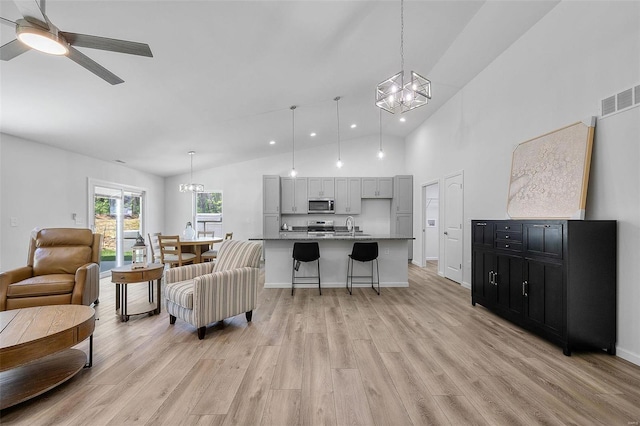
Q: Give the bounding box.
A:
[308,199,335,214]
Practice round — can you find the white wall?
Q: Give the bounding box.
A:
[164,134,407,240]
[0,133,165,271]
[406,1,640,364]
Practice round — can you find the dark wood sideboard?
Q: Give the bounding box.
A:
[471,220,616,356]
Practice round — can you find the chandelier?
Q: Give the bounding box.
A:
[179,151,204,192]
[375,0,431,114]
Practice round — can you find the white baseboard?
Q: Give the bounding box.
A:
[461,280,471,290]
[616,346,640,367]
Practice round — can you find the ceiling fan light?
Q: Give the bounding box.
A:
[17,26,68,55]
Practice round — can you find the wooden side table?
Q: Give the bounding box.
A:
[110,263,164,322]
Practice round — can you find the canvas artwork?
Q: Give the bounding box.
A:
[507,117,596,219]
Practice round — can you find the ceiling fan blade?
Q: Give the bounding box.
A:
[61,32,153,57]
[13,0,49,29]
[67,45,124,85]
[1,16,17,27]
[0,39,30,61]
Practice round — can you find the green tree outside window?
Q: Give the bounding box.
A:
[197,191,222,214]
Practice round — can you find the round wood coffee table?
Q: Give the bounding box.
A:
[111,263,164,322]
[0,305,95,410]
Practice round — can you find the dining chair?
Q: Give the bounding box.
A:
[147,232,162,263]
[158,235,196,267]
[201,232,232,262]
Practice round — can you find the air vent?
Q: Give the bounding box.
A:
[617,88,633,110]
[601,96,616,116]
[601,83,640,117]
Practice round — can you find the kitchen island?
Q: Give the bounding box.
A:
[250,233,414,289]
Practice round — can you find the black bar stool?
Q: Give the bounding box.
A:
[346,242,380,295]
[292,242,321,296]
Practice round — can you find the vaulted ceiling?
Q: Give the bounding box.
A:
[0,1,559,177]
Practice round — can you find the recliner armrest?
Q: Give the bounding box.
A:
[72,263,100,305]
[192,267,259,316]
[0,266,34,311]
[164,262,215,284]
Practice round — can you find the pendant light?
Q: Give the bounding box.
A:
[289,105,298,177]
[335,96,343,168]
[179,151,204,192]
[375,0,431,114]
[377,109,385,159]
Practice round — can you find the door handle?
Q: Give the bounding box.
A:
[444,231,448,235]
[522,281,528,296]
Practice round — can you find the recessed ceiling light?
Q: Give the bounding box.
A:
[399,117,406,122]
[310,132,316,137]
[350,124,357,129]
[269,140,276,145]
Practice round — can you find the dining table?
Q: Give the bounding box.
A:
[179,236,223,263]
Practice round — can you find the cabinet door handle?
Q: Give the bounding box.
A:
[476,223,487,226]
[489,271,494,284]
[505,244,510,248]
[522,281,528,296]
[493,273,498,285]
[505,235,509,239]
[533,224,550,228]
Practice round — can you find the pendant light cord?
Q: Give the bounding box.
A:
[335,96,341,161]
[400,0,404,73]
[189,151,195,182]
[291,105,296,170]
[379,109,383,151]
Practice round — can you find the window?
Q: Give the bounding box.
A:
[197,191,223,217]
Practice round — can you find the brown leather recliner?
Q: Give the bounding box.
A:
[0,228,103,311]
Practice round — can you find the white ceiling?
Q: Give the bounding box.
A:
[0,0,559,177]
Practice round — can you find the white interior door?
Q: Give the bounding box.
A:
[443,172,463,283]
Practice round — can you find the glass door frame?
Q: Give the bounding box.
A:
[88,178,147,278]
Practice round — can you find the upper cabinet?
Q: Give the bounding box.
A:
[335,177,361,214]
[308,177,335,198]
[392,175,413,213]
[263,175,280,214]
[281,177,308,214]
[361,177,393,198]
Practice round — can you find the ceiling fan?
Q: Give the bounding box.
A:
[0,0,152,84]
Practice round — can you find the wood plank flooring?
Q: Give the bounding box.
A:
[2,263,640,425]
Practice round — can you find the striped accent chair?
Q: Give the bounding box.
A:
[164,240,262,339]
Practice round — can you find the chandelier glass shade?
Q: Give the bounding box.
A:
[179,151,204,192]
[375,0,431,114]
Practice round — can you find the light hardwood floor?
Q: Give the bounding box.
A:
[2,263,640,425]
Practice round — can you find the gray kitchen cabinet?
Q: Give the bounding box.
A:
[361,177,393,198]
[392,213,413,260]
[263,175,280,214]
[392,175,413,214]
[335,177,361,214]
[308,177,335,198]
[263,214,280,238]
[281,177,308,214]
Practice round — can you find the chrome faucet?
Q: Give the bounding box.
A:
[345,216,355,236]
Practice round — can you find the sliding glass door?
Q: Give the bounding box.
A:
[89,180,145,277]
